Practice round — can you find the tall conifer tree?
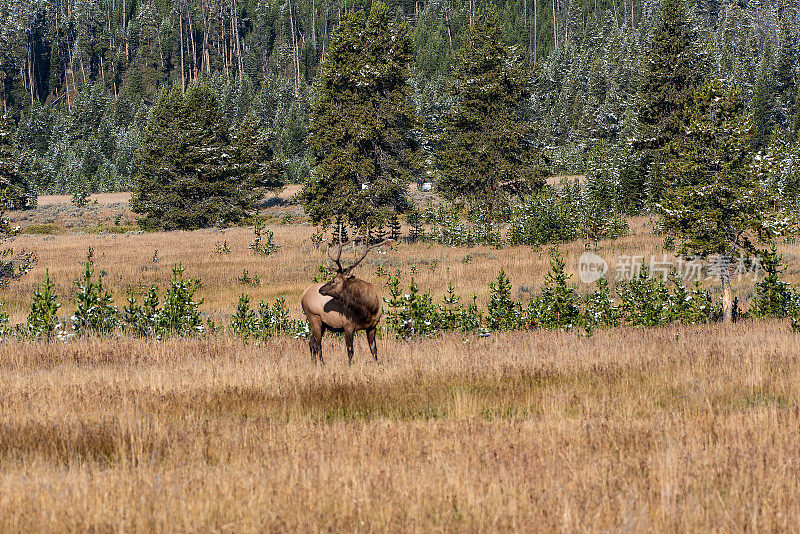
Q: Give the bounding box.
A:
[300,2,421,227]
[436,11,541,218]
[0,116,32,209]
[752,42,776,150]
[660,80,783,323]
[637,0,698,204]
[132,84,272,230]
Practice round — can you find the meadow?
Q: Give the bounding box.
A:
[1,195,800,531]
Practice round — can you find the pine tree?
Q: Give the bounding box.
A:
[131,84,255,230]
[130,84,183,229]
[775,19,796,131]
[27,269,62,339]
[300,3,421,227]
[0,116,31,209]
[752,245,796,319]
[232,113,285,201]
[752,41,776,150]
[638,0,698,151]
[72,247,118,336]
[437,11,542,219]
[661,79,783,323]
[637,0,698,204]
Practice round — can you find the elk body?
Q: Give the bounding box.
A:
[300,239,389,364]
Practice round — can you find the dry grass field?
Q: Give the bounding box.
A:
[2,197,800,531]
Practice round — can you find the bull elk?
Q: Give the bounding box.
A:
[300,237,392,364]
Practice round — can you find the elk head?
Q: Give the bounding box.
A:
[319,236,392,300]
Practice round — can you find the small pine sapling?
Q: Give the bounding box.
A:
[26,269,62,339]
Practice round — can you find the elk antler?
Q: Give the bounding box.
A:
[343,238,393,275]
[326,240,344,272]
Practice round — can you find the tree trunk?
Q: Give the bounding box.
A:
[443,1,453,47]
[187,4,198,82]
[552,0,558,50]
[533,0,537,64]
[721,267,734,324]
[180,12,186,92]
[311,0,317,50]
[288,0,300,95]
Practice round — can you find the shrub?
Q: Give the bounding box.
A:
[666,275,713,324]
[122,285,161,337]
[230,294,308,339]
[487,268,521,331]
[617,264,670,327]
[250,216,281,255]
[533,247,581,330]
[385,272,441,338]
[582,277,620,332]
[752,245,798,319]
[161,264,204,336]
[22,224,59,235]
[26,269,62,339]
[72,248,118,336]
[120,265,203,338]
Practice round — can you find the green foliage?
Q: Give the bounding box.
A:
[487,268,519,331]
[0,116,32,209]
[407,208,424,242]
[72,248,118,335]
[662,79,780,260]
[132,84,274,230]
[752,245,798,319]
[617,264,670,327]
[423,203,501,247]
[637,0,698,153]
[231,113,285,198]
[582,277,620,332]
[752,42,776,150]
[71,186,90,208]
[665,275,713,324]
[122,286,161,338]
[507,179,628,247]
[249,216,281,255]
[384,271,483,339]
[312,261,333,283]
[385,273,440,338]
[238,269,261,287]
[300,3,420,227]
[230,294,308,340]
[533,248,581,330]
[436,11,542,218]
[389,214,402,241]
[26,270,62,339]
[214,241,231,255]
[230,294,259,339]
[160,264,204,336]
[120,265,203,338]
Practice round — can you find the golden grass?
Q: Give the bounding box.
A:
[1,322,799,531]
[3,218,800,530]
[7,215,798,322]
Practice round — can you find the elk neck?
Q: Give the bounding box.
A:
[332,277,379,321]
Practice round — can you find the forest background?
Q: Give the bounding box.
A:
[0,0,796,198]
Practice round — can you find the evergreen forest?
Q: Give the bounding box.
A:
[0,0,798,199]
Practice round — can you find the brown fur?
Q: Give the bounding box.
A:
[300,276,382,365]
[319,276,380,324]
[301,238,391,365]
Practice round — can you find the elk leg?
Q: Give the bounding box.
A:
[309,321,325,364]
[366,327,378,362]
[344,329,355,365]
